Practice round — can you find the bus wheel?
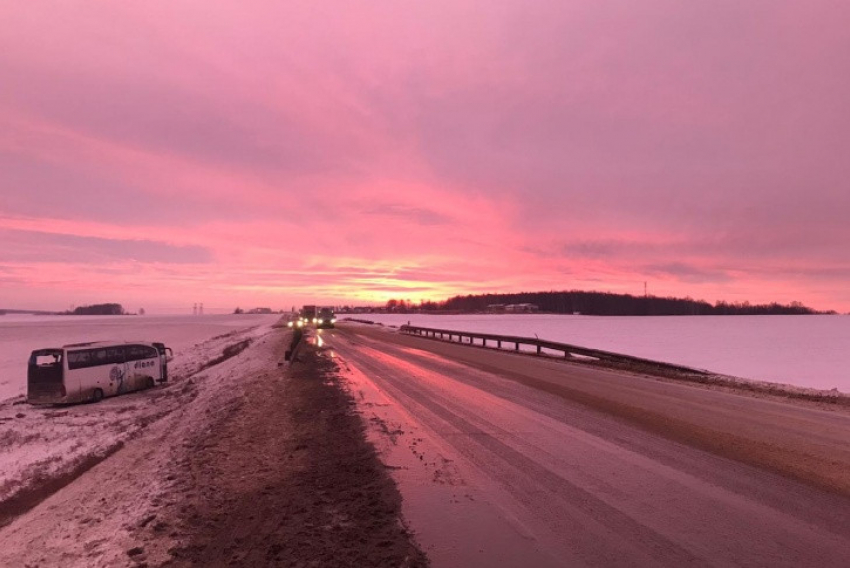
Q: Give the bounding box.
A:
[147,377,155,389]
[92,388,104,403]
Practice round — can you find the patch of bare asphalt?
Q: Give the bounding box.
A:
[156,340,429,567]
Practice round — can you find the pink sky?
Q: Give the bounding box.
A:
[2,1,849,313]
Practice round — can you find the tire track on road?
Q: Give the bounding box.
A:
[332,329,850,567]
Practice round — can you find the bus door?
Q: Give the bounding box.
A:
[126,344,160,388]
[152,343,172,382]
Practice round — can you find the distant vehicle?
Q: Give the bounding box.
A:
[292,305,336,328]
[316,308,336,329]
[28,341,173,404]
[300,305,318,323]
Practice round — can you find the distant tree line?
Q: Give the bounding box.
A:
[233,307,281,314]
[1,308,60,315]
[388,291,832,316]
[66,303,126,316]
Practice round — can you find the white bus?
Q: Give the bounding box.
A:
[28,341,172,404]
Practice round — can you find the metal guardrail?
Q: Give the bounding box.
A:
[399,324,708,375]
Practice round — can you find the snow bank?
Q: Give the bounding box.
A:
[354,314,850,394]
[0,317,278,521]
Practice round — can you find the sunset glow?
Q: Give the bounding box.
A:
[2,2,850,313]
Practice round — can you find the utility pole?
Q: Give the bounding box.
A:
[644,282,647,297]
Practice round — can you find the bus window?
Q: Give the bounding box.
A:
[32,352,62,367]
[91,349,107,366]
[68,350,92,370]
[127,345,158,361]
[106,347,126,364]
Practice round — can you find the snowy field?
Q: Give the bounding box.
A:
[0,314,278,402]
[350,314,850,394]
[0,315,279,524]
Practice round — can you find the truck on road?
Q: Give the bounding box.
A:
[298,305,336,328]
[316,307,336,329]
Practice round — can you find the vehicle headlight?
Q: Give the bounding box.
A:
[287,321,294,327]
[318,319,325,325]
[331,318,336,323]
[297,321,303,327]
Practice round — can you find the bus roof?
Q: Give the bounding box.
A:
[61,340,159,350]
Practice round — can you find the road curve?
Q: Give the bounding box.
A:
[325,324,850,568]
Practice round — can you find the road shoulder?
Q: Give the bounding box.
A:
[162,334,429,567]
[0,327,428,567]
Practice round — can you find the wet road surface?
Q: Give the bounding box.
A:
[325,325,850,568]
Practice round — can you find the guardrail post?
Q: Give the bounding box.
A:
[483,338,487,347]
[536,345,542,355]
[497,340,501,348]
[515,342,519,351]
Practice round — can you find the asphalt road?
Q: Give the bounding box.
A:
[326,324,850,568]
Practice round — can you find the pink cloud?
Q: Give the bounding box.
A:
[2,1,849,312]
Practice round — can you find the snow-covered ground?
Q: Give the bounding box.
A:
[0,314,278,402]
[0,319,286,566]
[347,314,850,393]
[0,316,278,530]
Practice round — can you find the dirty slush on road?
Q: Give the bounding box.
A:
[160,335,429,567]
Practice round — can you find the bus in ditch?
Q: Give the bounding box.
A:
[27,341,173,404]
